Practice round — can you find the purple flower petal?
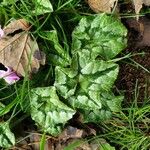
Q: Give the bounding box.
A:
[0,67,20,84]
[4,75,20,84]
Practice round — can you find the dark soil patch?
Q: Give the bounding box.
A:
[117,47,150,103]
[116,17,150,103]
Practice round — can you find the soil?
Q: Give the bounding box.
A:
[116,16,150,103]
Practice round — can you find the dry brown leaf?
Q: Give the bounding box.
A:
[133,0,143,16]
[126,17,150,47]
[133,0,150,18]
[4,19,29,35]
[59,126,83,141]
[87,0,118,13]
[143,0,150,5]
[29,133,54,150]
[0,19,45,76]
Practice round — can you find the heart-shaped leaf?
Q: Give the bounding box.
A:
[72,13,127,60]
[30,86,76,136]
[34,0,53,15]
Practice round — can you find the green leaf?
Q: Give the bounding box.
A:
[80,92,123,123]
[69,95,102,110]
[39,30,71,67]
[68,91,123,122]
[54,13,126,124]
[30,86,76,136]
[72,13,127,60]
[34,0,53,15]
[54,66,77,99]
[79,60,119,92]
[1,0,17,5]
[80,60,117,74]
[0,122,15,148]
[101,92,123,112]
[55,58,121,123]
[81,109,112,123]
[54,55,78,99]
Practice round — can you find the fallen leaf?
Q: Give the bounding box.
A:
[3,19,29,35]
[87,0,117,13]
[133,0,150,18]
[144,0,150,5]
[126,17,150,47]
[59,126,83,141]
[15,137,32,150]
[0,19,45,76]
[29,133,54,150]
[133,0,143,17]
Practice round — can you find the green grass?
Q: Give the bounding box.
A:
[0,0,150,149]
[100,99,150,149]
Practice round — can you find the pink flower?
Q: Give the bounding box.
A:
[0,67,20,84]
[0,26,4,38]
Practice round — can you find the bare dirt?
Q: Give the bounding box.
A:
[116,16,150,103]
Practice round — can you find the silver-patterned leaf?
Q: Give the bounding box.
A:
[30,86,76,136]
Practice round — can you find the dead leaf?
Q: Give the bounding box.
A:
[133,0,150,19]
[0,19,45,76]
[59,126,83,141]
[4,19,29,35]
[143,0,150,5]
[29,133,54,150]
[133,0,143,17]
[126,17,150,47]
[87,0,118,13]
[14,137,32,150]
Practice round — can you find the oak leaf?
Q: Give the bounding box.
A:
[0,19,45,77]
[87,0,117,13]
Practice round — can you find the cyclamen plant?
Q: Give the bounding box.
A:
[0,26,20,84]
[29,14,127,135]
